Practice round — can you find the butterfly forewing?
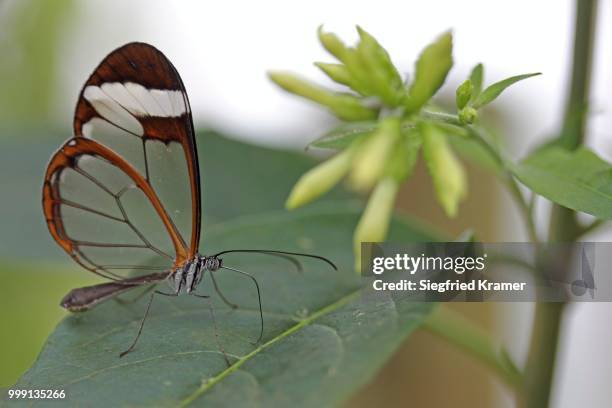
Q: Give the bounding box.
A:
[43,43,201,281]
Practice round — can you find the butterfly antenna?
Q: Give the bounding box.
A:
[214,249,337,271]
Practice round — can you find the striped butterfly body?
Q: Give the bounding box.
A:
[42,43,335,359]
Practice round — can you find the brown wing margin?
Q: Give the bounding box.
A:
[72,42,202,257]
[42,137,189,278]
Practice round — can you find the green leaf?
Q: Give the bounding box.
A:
[511,147,612,220]
[309,121,378,149]
[310,121,419,150]
[421,123,467,217]
[11,203,435,407]
[472,73,541,109]
[404,31,453,114]
[448,133,502,174]
[469,63,484,102]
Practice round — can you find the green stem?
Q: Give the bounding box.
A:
[521,303,565,408]
[524,1,598,408]
[423,306,522,389]
[576,218,605,239]
[466,126,539,243]
[421,110,463,126]
[505,176,539,243]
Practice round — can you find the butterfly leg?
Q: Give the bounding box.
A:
[191,292,231,367]
[119,289,177,358]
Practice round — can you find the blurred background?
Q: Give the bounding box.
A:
[0,0,610,406]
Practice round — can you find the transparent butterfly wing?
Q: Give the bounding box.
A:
[42,43,201,280]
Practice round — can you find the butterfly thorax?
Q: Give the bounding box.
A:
[170,255,222,295]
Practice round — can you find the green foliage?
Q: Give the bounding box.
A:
[469,63,484,102]
[310,121,378,149]
[472,73,541,109]
[455,67,540,124]
[10,204,435,407]
[0,262,96,387]
[512,147,612,220]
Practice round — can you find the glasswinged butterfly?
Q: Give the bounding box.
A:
[42,42,336,359]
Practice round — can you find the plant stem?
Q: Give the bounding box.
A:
[423,306,523,389]
[524,1,598,407]
[576,218,605,239]
[466,125,540,242]
[521,303,565,408]
[505,176,539,243]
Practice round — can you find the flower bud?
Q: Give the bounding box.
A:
[459,106,478,124]
[421,123,467,217]
[355,26,403,105]
[314,62,352,87]
[455,79,473,110]
[353,177,399,272]
[350,117,401,191]
[285,147,355,209]
[268,71,377,121]
[317,25,348,62]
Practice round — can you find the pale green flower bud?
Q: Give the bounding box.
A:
[355,26,403,106]
[285,147,355,209]
[353,177,399,272]
[456,79,473,110]
[459,106,478,124]
[350,117,400,191]
[317,25,348,62]
[268,71,377,121]
[314,62,352,87]
[421,123,467,217]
